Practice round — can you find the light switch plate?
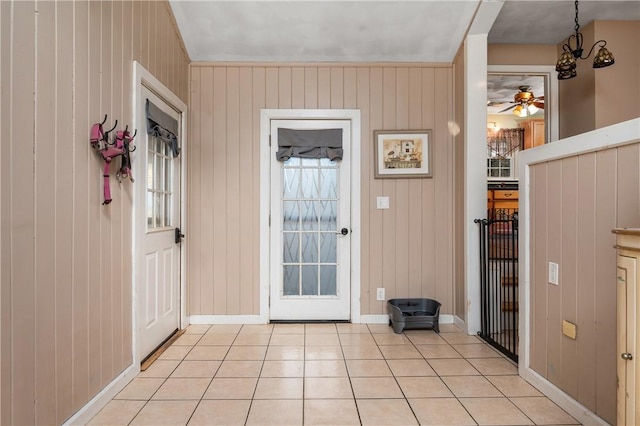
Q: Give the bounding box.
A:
[549,262,559,285]
[376,196,390,209]
[376,288,385,301]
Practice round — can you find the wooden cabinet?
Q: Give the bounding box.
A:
[614,228,640,426]
[487,189,518,210]
[522,119,545,150]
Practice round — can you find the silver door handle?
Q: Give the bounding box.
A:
[621,353,633,361]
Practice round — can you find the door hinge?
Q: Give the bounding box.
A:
[269,214,271,226]
[269,134,271,147]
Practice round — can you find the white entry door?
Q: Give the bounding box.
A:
[139,87,182,359]
[270,119,351,320]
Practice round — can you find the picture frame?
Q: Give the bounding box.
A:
[373,129,433,178]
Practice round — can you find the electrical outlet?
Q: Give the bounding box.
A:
[376,288,385,301]
[549,262,559,285]
[376,196,389,209]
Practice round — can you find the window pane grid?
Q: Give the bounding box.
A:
[147,137,174,231]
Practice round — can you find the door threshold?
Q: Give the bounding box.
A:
[140,328,184,371]
[270,320,351,324]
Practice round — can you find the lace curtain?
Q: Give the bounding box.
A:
[487,128,524,159]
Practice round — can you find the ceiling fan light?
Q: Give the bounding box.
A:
[527,104,539,115]
[556,51,577,72]
[593,46,615,68]
[512,105,524,117]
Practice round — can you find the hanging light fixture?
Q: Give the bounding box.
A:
[556,0,615,80]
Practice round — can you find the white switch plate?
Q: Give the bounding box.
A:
[549,262,559,285]
[376,196,389,209]
[376,288,385,301]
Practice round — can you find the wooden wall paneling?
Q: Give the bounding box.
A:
[238,67,254,314]
[226,67,241,313]
[560,157,578,399]
[251,67,266,313]
[132,1,141,63]
[407,68,423,297]
[394,68,410,299]
[212,67,228,313]
[265,67,278,109]
[55,1,75,420]
[594,149,618,424]
[356,67,371,314]
[575,153,597,412]
[343,67,356,109]
[546,160,563,388]
[71,0,90,411]
[34,2,57,422]
[531,164,548,375]
[11,2,37,423]
[199,67,215,313]
[291,67,305,109]
[304,67,318,109]
[149,1,158,78]
[616,143,640,227]
[420,68,436,301]
[382,67,397,305]
[330,67,343,109]
[188,67,202,314]
[278,67,292,109]
[368,67,384,312]
[317,67,331,109]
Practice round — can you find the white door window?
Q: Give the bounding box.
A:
[270,120,351,320]
[139,87,181,359]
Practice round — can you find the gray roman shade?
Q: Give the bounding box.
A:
[146,99,180,157]
[276,128,343,162]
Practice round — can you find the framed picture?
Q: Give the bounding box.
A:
[374,130,433,178]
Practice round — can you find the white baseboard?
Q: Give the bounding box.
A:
[189,315,268,325]
[520,366,608,426]
[357,314,454,324]
[63,364,139,425]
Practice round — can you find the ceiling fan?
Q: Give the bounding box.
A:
[496,86,544,116]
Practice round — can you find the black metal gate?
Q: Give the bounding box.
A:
[475,209,519,362]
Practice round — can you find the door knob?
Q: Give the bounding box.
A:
[338,228,349,236]
[621,353,633,361]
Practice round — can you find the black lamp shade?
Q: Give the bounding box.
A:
[593,46,615,68]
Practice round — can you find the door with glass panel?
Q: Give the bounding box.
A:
[270,119,351,320]
[140,87,181,359]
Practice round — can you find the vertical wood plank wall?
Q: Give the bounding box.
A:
[453,47,466,321]
[529,140,640,425]
[188,64,456,317]
[0,1,189,424]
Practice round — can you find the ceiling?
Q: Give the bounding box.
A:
[169,0,639,109]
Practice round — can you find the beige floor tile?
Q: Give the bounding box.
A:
[254,377,304,399]
[203,377,258,399]
[225,345,267,360]
[216,360,263,377]
[188,399,250,425]
[367,324,397,334]
[405,333,448,345]
[337,323,371,333]
[234,333,271,345]
[438,324,464,332]
[386,359,436,376]
[88,400,145,425]
[304,377,354,399]
[408,398,476,425]
[184,345,228,361]
[338,333,376,345]
[130,400,198,425]
[468,357,518,375]
[378,344,423,359]
[341,345,383,360]
[305,346,344,360]
[184,324,211,334]
[305,360,348,377]
[511,397,579,425]
[346,359,392,377]
[269,333,305,346]
[239,324,274,334]
[441,375,503,397]
[272,323,305,334]
[198,333,237,346]
[396,376,454,398]
[415,344,462,359]
[158,345,191,361]
[260,360,304,377]
[453,343,503,358]
[487,375,543,397]
[265,345,305,360]
[115,378,164,400]
[460,397,534,425]
[246,399,303,426]
[205,324,242,334]
[305,323,338,334]
[138,360,180,378]
[441,332,482,345]
[172,334,202,346]
[304,399,360,425]
[351,377,404,399]
[357,399,418,425]
[170,360,221,378]
[152,378,210,400]
[428,358,480,376]
[306,333,341,346]
[372,333,412,345]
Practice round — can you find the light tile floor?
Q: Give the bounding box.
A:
[89,323,581,425]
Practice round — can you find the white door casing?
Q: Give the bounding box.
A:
[269,120,351,320]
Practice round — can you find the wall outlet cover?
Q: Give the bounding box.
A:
[549,262,559,285]
[376,288,385,301]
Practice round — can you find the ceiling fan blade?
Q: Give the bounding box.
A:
[533,101,545,109]
[498,104,517,113]
[537,96,545,100]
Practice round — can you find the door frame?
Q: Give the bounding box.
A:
[260,109,361,323]
[132,62,188,366]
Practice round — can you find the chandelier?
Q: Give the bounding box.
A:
[555,0,615,80]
